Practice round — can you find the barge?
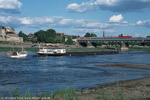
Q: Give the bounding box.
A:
[37,47,66,56]
[36,46,119,56]
[65,49,119,56]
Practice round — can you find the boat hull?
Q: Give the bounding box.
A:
[37,52,66,56]
[9,54,27,58]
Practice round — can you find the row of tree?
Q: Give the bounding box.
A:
[84,32,97,37]
[18,30,150,46]
[18,29,79,44]
[18,29,98,44]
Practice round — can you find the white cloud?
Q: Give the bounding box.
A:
[67,0,150,13]
[67,2,98,13]
[73,28,116,34]
[135,20,150,27]
[109,14,123,23]
[0,0,22,14]
[122,21,128,24]
[67,3,84,13]
[0,16,130,33]
[67,0,119,13]
[94,0,118,6]
[20,18,33,25]
[2,16,149,35]
[136,20,143,25]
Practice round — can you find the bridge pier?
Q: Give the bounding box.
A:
[76,42,81,48]
[121,42,129,51]
[87,42,95,48]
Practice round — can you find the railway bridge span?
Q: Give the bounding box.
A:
[77,37,150,50]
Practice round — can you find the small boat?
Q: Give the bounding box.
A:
[37,47,66,56]
[8,46,28,58]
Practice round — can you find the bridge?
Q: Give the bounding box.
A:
[77,37,150,50]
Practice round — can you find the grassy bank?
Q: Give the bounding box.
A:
[0,47,39,51]
[129,47,150,51]
[10,88,79,100]
[1,46,150,52]
[10,88,128,100]
[0,46,117,52]
[8,77,150,100]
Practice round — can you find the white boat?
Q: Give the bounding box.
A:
[8,46,28,58]
[37,47,66,56]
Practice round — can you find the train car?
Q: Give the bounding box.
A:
[76,37,90,39]
[76,35,133,40]
[104,36,132,39]
[119,36,132,38]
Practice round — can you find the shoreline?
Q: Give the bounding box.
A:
[7,77,150,100]
[78,77,150,100]
[79,64,150,99]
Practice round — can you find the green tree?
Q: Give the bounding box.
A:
[91,33,97,37]
[72,35,80,39]
[65,37,73,45]
[84,32,91,37]
[45,29,56,43]
[18,31,28,42]
[84,32,97,37]
[34,29,57,43]
[34,30,45,42]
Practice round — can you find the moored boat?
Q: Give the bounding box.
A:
[8,46,28,58]
[37,47,66,56]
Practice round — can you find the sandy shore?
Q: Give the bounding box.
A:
[77,77,150,100]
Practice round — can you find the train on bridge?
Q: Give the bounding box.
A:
[76,35,133,40]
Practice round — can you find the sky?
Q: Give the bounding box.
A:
[0,0,150,37]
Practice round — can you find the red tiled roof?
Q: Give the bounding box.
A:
[56,33,65,35]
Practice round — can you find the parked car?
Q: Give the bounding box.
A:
[31,45,36,47]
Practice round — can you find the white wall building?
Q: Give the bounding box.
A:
[0,25,23,43]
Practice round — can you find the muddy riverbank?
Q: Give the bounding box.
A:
[78,77,150,100]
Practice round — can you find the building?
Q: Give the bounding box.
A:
[28,33,37,42]
[6,34,23,43]
[0,25,23,43]
[56,33,65,36]
[5,27,15,33]
[0,25,6,41]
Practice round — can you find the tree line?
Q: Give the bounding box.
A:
[18,29,79,45]
[18,29,98,45]
[17,29,150,46]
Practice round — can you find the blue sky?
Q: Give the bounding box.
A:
[0,0,150,37]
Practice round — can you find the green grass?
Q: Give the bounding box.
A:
[0,47,39,51]
[129,47,150,51]
[0,41,10,44]
[0,46,118,52]
[9,87,132,100]
[98,87,128,100]
[10,88,80,100]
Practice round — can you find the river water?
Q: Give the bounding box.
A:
[0,51,150,96]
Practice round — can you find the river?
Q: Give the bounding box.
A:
[0,51,150,96]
